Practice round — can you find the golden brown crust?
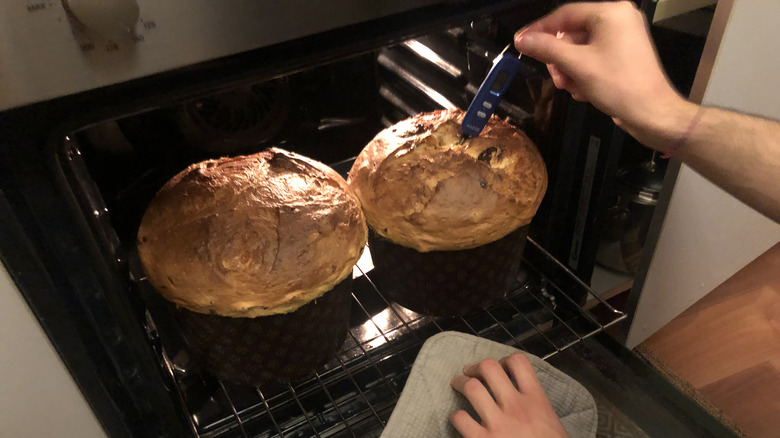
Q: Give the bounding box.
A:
[347,109,546,252]
[137,148,367,317]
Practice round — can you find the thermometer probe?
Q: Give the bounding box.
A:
[461,44,523,137]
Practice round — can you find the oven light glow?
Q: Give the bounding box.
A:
[378,53,457,110]
[403,40,462,78]
[370,308,392,332]
[353,244,374,278]
[361,308,393,349]
[359,305,421,350]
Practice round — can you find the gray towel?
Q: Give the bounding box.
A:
[380,332,597,438]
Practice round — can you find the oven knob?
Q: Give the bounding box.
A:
[62,0,140,39]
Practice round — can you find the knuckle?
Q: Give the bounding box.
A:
[462,378,484,394]
[507,353,532,369]
[477,358,500,374]
[618,1,643,20]
[451,409,470,422]
[602,1,637,22]
[614,1,637,13]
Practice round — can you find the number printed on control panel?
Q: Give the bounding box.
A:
[26,3,46,12]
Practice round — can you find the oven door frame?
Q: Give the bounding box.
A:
[0,1,551,436]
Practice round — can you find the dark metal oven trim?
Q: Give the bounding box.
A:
[0,2,550,436]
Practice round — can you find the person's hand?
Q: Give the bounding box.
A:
[449,354,568,438]
[514,1,695,147]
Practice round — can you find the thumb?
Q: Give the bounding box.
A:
[515,31,578,72]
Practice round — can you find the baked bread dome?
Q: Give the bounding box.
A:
[137,147,367,318]
[347,109,547,252]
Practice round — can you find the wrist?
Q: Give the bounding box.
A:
[617,97,699,154]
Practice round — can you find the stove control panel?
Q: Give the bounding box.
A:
[0,0,442,112]
[62,0,140,40]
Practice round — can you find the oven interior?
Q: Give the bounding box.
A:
[56,15,628,438]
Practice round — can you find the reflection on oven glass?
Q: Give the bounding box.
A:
[175,80,291,154]
[351,305,423,351]
[353,244,374,278]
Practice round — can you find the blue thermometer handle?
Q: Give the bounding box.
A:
[461,52,523,137]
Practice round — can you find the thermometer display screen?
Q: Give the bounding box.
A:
[490,70,510,93]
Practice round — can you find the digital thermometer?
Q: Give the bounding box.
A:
[461,45,523,137]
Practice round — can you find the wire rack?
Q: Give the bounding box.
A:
[141,238,626,438]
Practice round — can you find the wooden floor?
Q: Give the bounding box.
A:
[641,243,780,437]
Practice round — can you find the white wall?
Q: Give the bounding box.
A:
[0,262,107,438]
[626,0,780,348]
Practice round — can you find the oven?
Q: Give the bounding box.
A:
[0,1,735,437]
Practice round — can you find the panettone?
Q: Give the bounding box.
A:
[347,109,547,252]
[137,147,367,318]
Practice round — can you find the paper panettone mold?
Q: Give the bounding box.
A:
[174,278,352,385]
[367,226,529,316]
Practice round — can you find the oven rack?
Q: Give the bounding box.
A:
[142,238,626,438]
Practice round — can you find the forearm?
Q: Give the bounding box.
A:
[628,99,780,223]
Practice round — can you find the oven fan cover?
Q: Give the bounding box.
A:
[175,78,290,154]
